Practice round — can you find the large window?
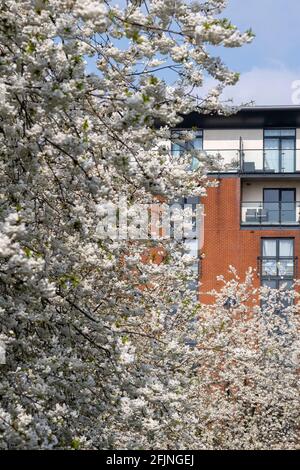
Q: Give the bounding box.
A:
[263,188,296,224]
[170,196,200,295]
[260,238,295,288]
[261,238,296,309]
[171,129,203,170]
[264,129,296,173]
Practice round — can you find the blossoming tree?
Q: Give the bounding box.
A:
[1,0,298,450]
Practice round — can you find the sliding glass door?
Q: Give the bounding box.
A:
[264,129,295,173]
[263,189,296,224]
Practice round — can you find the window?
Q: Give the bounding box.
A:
[262,279,293,290]
[183,197,199,294]
[260,238,295,308]
[264,129,296,173]
[171,129,203,170]
[260,238,295,285]
[170,196,200,295]
[263,188,296,224]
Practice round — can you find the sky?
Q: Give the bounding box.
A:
[86,1,300,106]
[216,0,300,105]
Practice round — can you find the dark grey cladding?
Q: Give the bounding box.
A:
[175,106,300,129]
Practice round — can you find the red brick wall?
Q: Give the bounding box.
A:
[200,177,300,304]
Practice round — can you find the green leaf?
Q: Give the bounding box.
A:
[122,335,129,344]
[26,41,36,54]
[73,55,83,65]
[76,82,84,91]
[246,28,255,38]
[142,93,150,103]
[71,439,80,450]
[82,118,89,132]
[24,247,32,258]
[149,76,158,85]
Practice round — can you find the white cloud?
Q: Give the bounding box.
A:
[220,67,300,106]
[199,67,300,106]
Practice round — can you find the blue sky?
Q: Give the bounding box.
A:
[217,0,300,104]
[86,1,300,105]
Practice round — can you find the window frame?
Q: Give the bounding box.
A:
[260,237,295,287]
[171,128,203,152]
[171,129,203,170]
[263,188,296,224]
[263,188,296,203]
[263,128,296,173]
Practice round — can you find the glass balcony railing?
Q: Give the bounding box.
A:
[196,149,300,174]
[195,150,241,172]
[241,202,300,225]
[242,149,297,173]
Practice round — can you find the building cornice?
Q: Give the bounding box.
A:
[177,106,300,129]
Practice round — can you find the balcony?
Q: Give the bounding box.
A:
[200,149,300,174]
[257,256,298,278]
[242,149,297,173]
[241,202,300,226]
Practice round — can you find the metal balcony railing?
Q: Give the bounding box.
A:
[257,256,298,278]
[241,202,300,225]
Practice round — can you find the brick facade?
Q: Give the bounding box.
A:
[199,177,300,304]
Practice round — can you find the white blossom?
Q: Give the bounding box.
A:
[1,0,296,452]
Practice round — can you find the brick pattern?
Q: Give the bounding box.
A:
[199,178,300,304]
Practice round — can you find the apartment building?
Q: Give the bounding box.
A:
[172,106,300,304]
